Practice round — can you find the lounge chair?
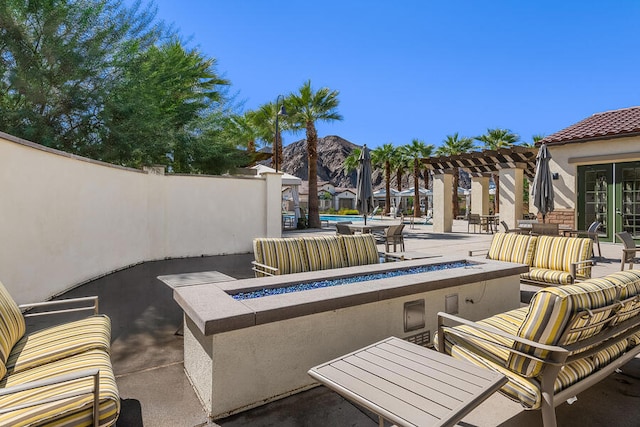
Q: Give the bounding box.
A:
[335,222,354,235]
[616,231,640,270]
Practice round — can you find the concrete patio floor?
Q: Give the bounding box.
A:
[53,220,640,426]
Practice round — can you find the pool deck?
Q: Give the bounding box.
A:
[52,219,640,426]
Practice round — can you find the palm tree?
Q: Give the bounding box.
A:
[436,133,475,218]
[223,112,263,166]
[343,147,361,178]
[403,139,434,217]
[371,143,396,215]
[287,80,342,228]
[389,147,411,215]
[475,128,520,213]
[249,102,291,169]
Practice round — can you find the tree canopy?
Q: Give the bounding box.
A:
[0,0,250,174]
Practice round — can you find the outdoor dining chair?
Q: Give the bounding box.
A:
[616,231,640,270]
[576,221,602,258]
[467,214,481,233]
[531,222,559,236]
[384,224,405,252]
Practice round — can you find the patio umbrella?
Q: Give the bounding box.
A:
[531,143,555,223]
[356,145,375,225]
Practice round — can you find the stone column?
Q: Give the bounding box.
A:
[264,172,283,237]
[433,172,453,232]
[498,167,524,230]
[470,176,491,216]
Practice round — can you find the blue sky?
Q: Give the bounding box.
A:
[149,0,640,150]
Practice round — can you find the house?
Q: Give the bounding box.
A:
[539,106,640,242]
[298,181,357,211]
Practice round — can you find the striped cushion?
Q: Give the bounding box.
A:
[0,281,26,366]
[602,270,640,326]
[301,236,346,271]
[450,342,596,409]
[520,268,574,285]
[339,234,379,267]
[5,315,111,374]
[629,331,640,347]
[487,233,538,265]
[531,236,593,276]
[508,279,619,377]
[0,349,120,427]
[253,238,309,276]
[435,306,528,366]
[591,340,628,369]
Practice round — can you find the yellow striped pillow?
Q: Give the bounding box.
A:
[339,234,379,267]
[253,238,309,275]
[508,279,618,377]
[487,233,538,265]
[0,281,26,366]
[532,236,592,273]
[301,236,346,271]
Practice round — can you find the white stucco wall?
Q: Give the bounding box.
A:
[548,136,640,210]
[0,133,279,303]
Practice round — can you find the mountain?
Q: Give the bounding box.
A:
[278,135,388,188]
[273,135,470,190]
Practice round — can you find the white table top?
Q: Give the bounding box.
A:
[158,270,235,289]
[308,337,507,427]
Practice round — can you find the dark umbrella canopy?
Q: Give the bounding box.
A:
[531,143,555,223]
[356,145,375,225]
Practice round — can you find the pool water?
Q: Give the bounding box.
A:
[232,262,470,300]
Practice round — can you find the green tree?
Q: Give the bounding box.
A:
[372,143,396,215]
[287,80,342,228]
[436,133,475,217]
[475,128,520,213]
[403,139,434,217]
[100,40,230,170]
[0,0,163,152]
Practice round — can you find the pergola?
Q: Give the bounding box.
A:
[421,146,539,232]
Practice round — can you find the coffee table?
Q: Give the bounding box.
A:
[308,337,507,427]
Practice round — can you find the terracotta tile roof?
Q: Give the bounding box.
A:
[540,106,640,145]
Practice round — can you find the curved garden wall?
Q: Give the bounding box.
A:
[0,132,280,303]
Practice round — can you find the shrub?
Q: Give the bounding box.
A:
[338,209,360,216]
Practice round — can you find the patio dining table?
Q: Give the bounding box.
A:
[347,223,389,234]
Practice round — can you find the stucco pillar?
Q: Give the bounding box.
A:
[264,172,283,237]
[470,176,491,216]
[433,172,453,233]
[498,168,524,230]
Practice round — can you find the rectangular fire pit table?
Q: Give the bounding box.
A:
[308,336,507,427]
[172,256,526,419]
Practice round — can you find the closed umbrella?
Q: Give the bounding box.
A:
[356,145,375,225]
[531,143,555,223]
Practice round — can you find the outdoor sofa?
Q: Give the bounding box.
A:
[0,280,119,426]
[252,234,380,277]
[469,232,594,286]
[436,269,640,427]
